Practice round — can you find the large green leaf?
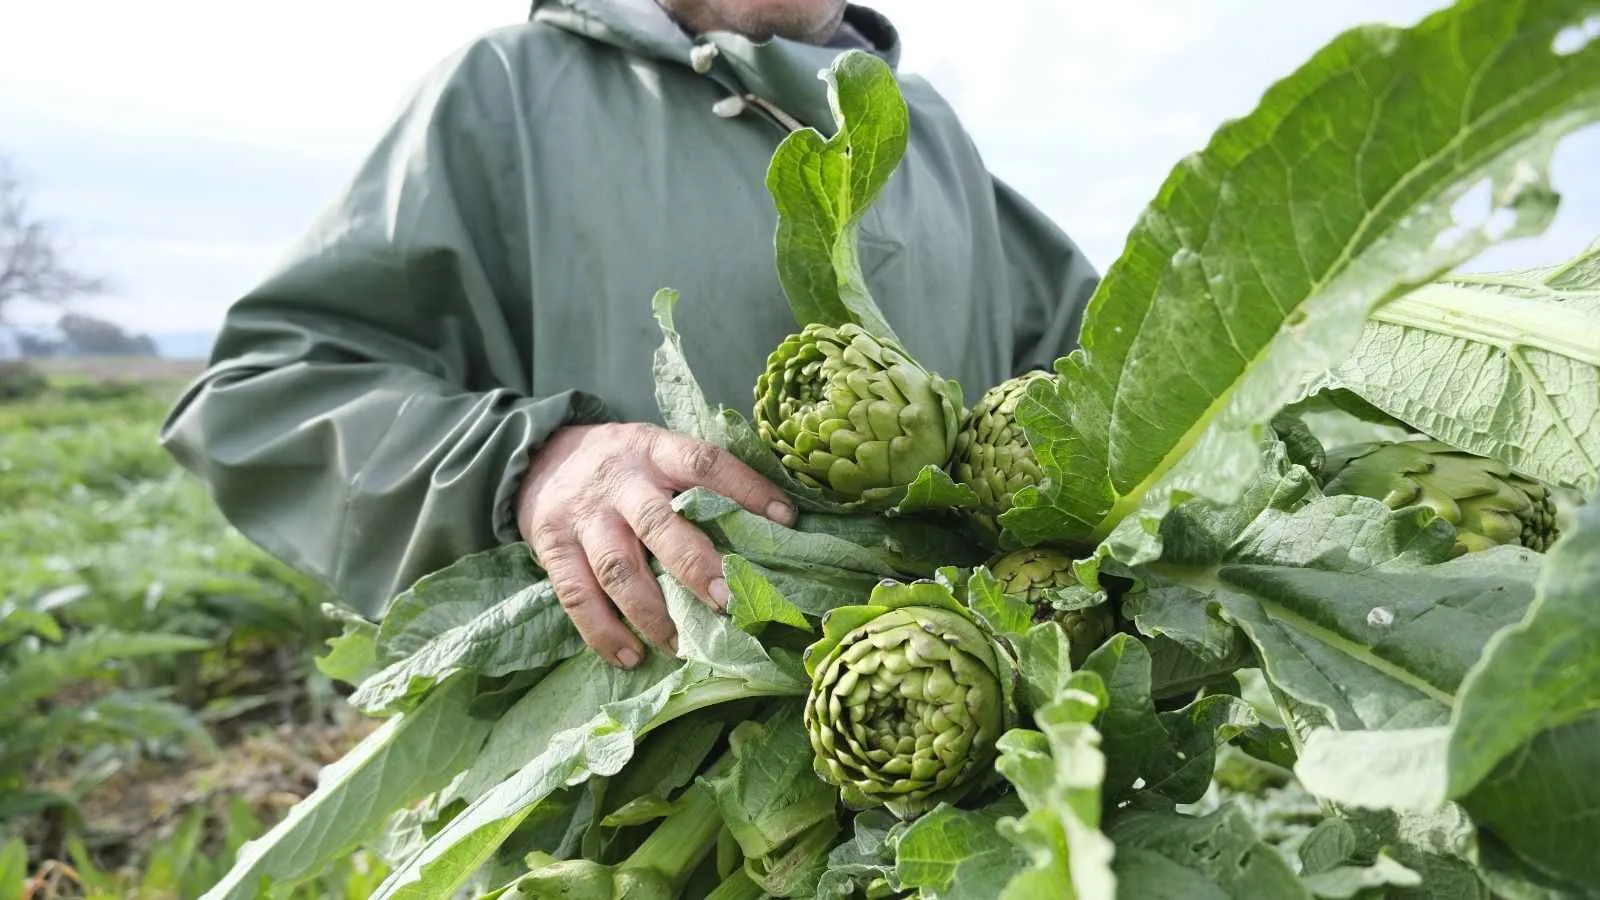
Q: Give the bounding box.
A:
[1108,805,1310,899]
[893,801,1031,900]
[703,701,840,889]
[371,668,693,899]
[1461,711,1600,889]
[1293,499,1600,889]
[766,50,908,340]
[374,544,552,666]
[444,650,682,805]
[1318,237,1600,495]
[1445,494,1600,799]
[198,673,493,900]
[991,672,1117,899]
[349,571,582,715]
[367,574,806,899]
[1079,635,1257,806]
[1005,0,1600,550]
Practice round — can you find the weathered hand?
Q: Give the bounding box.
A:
[516,422,795,668]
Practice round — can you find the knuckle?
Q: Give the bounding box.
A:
[626,424,661,457]
[593,550,638,591]
[529,522,570,560]
[684,441,723,479]
[551,578,593,612]
[676,548,719,584]
[594,454,628,491]
[634,497,679,543]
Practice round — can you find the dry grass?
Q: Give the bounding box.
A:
[33,357,206,385]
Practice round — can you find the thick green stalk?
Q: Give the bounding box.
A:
[618,753,735,890]
[704,870,764,900]
[1370,283,1600,366]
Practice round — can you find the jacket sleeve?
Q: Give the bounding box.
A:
[991,176,1101,376]
[160,39,610,620]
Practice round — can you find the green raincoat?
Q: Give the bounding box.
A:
[160,0,1100,619]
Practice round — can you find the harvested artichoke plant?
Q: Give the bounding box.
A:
[754,323,965,508]
[802,580,1015,819]
[1319,438,1560,556]
[991,546,1115,667]
[951,370,1051,519]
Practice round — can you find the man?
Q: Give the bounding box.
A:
[160,0,1098,671]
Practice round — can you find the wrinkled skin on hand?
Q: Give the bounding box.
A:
[517,422,795,669]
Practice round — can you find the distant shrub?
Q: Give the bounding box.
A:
[0,360,48,402]
[56,379,149,403]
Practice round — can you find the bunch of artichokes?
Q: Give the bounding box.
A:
[802,580,1015,819]
[1319,438,1560,555]
[753,323,964,508]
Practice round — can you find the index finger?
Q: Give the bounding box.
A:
[648,430,795,526]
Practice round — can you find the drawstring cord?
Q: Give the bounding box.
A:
[691,41,806,134]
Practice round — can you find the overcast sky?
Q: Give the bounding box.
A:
[2,1,1597,341]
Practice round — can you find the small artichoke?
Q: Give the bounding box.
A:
[990,547,1114,667]
[802,580,1014,819]
[951,370,1051,517]
[754,323,964,508]
[1320,438,1560,556]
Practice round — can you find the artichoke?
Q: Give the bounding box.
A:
[951,370,1051,518]
[1320,438,1560,556]
[754,323,964,508]
[802,580,1015,819]
[990,547,1114,667]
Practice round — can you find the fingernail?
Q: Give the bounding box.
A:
[667,635,680,656]
[766,500,796,525]
[709,578,730,611]
[617,646,642,669]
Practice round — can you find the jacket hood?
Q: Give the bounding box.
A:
[527,0,902,133]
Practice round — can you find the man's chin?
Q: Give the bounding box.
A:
[730,1,846,43]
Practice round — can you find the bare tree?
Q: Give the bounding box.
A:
[0,154,106,324]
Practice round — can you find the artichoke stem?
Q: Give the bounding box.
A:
[620,752,736,891]
[704,869,764,900]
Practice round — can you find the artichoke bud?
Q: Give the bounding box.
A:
[989,546,1077,605]
[1320,439,1560,556]
[951,370,1051,519]
[990,547,1112,667]
[803,582,1014,819]
[753,323,964,508]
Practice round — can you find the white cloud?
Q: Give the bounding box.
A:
[2,0,1597,338]
[0,2,523,158]
[878,0,1600,272]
